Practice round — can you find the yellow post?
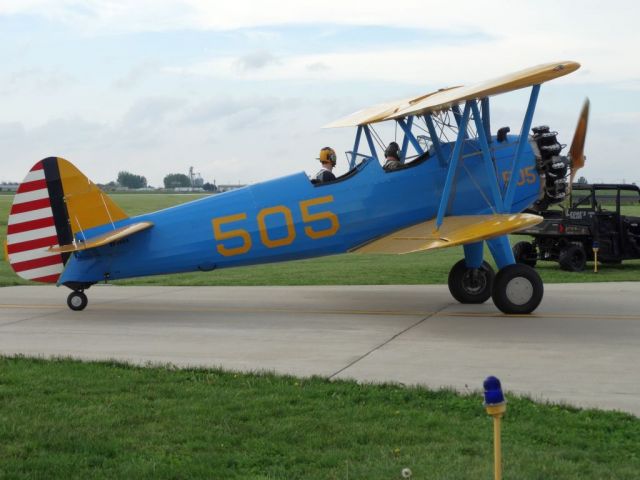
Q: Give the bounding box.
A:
[494,415,501,480]
[486,403,506,480]
[484,376,506,480]
[593,247,599,273]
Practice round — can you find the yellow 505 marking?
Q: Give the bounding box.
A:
[501,166,536,186]
[212,213,252,256]
[212,195,340,257]
[257,206,296,248]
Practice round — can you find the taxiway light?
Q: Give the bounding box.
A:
[483,375,506,480]
[483,375,505,405]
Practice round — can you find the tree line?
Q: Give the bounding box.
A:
[116,171,215,190]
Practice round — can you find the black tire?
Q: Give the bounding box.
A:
[512,241,537,267]
[448,259,495,304]
[492,264,544,314]
[67,291,88,311]
[558,244,586,272]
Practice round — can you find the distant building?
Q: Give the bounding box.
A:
[189,166,204,188]
[217,184,246,193]
[0,182,18,192]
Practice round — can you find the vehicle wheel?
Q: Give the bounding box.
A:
[67,291,88,311]
[448,259,495,304]
[513,241,537,267]
[558,244,586,272]
[492,264,544,314]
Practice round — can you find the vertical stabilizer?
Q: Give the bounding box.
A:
[6,157,128,283]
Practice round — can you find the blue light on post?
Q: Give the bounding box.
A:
[483,375,505,406]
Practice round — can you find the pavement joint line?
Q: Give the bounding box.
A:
[327,305,449,380]
[0,308,68,330]
[0,303,640,321]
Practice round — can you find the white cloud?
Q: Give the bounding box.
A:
[1,0,639,185]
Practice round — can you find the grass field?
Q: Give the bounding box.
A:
[2,194,640,287]
[2,195,640,479]
[1,357,639,479]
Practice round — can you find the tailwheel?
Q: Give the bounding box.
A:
[491,264,543,314]
[67,290,88,311]
[448,259,495,304]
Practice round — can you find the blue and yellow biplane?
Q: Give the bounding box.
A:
[5,61,588,314]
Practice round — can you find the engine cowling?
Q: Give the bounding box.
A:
[530,125,570,211]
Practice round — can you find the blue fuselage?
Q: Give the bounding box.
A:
[59,135,540,284]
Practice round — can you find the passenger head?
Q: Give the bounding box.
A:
[318,147,337,169]
[384,142,401,161]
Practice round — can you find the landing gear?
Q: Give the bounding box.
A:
[491,264,543,314]
[67,290,88,311]
[448,260,495,304]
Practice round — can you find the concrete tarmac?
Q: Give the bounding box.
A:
[0,283,638,416]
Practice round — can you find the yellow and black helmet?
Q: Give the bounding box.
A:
[318,147,337,166]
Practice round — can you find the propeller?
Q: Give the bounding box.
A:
[568,98,590,186]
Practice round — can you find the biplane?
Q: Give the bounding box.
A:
[5,61,588,314]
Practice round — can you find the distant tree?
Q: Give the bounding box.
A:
[202,182,217,192]
[576,176,588,184]
[163,173,191,189]
[117,171,147,189]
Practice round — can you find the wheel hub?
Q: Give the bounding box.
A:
[462,270,486,295]
[70,295,83,308]
[505,277,533,306]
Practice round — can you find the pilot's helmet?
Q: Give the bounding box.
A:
[318,147,337,167]
[384,142,401,160]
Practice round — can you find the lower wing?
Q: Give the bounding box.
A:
[351,214,542,254]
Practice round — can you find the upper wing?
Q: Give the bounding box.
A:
[323,87,460,128]
[351,214,542,254]
[324,61,580,128]
[48,221,153,253]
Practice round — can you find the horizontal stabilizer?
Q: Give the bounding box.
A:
[48,221,153,253]
[351,214,542,254]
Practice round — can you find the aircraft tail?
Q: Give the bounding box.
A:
[6,157,128,283]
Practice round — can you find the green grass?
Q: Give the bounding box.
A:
[1,357,638,479]
[2,194,639,287]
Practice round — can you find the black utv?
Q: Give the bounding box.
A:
[512,184,640,271]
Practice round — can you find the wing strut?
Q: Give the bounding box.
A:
[424,114,446,166]
[362,125,379,160]
[349,125,363,169]
[399,116,414,161]
[470,101,503,212]
[396,117,424,159]
[504,84,540,208]
[435,102,471,230]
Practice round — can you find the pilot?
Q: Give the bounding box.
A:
[383,142,402,171]
[313,147,337,183]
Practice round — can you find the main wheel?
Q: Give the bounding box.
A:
[67,291,88,311]
[513,241,537,267]
[448,259,495,304]
[491,264,543,314]
[558,244,586,271]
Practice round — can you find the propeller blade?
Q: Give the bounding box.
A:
[569,98,590,184]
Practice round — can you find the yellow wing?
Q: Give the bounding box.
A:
[48,221,153,253]
[325,61,580,128]
[323,87,460,128]
[351,214,542,254]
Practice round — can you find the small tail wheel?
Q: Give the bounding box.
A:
[492,264,544,314]
[448,259,495,304]
[67,290,88,311]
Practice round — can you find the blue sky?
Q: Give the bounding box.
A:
[1,1,639,186]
